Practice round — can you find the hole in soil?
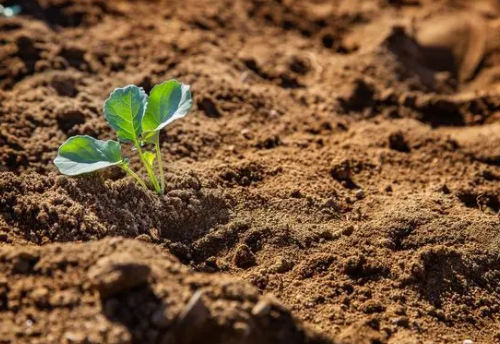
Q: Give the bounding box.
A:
[56,108,86,133]
[15,35,41,76]
[322,33,334,48]
[198,97,222,118]
[0,21,22,31]
[59,45,88,71]
[49,73,79,97]
[456,189,500,212]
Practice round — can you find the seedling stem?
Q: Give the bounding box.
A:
[155,136,165,195]
[120,164,147,189]
[134,139,161,193]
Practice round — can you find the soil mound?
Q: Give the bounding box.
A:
[0,237,330,344]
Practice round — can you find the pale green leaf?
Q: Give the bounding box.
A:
[104,85,147,142]
[54,135,123,176]
[142,130,159,145]
[143,151,156,169]
[142,80,192,136]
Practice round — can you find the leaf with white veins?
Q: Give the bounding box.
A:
[104,85,148,142]
[54,135,123,176]
[142,80,192,139]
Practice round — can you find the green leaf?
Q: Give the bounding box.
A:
[142,80,192,136]
[143,151,156,169]
[54,135,123,176]
[104,85,148,142]
[142,130,159,145]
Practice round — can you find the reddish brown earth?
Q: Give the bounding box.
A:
[1,0,500,343]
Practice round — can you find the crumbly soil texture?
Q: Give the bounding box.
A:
[1,0,500,343]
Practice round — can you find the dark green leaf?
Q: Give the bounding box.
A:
[104,85,147,142]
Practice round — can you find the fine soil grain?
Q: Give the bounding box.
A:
[1,0,500,343]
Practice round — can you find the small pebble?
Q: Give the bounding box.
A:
[252,299,271,316]
[87,253,151,297]
[355,189,365,200]
[178,290,209,328]
[463,340,473,344]
[233,244,256,269]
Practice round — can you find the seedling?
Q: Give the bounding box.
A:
[54,80,192,195]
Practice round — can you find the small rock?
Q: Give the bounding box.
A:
[394,305,406,315]
[463,340,473,344]
[319,229,340,241]
[64,331,86,344]
[87,253,151,297]
[233,244,256,269]
[241,128,252,140]
[252,294,288,317]
[135,234,152,243]
[355,189,365,200]
[362,300,385,314]
[204,256,218,269]
[435,309,446,320]
[388,131,410,152]
[290,189,303,198]
[251,299,272,317]
[331,160,351,181]
[342,225,354,236]
[178,290,209,329]
[270,256,294,273]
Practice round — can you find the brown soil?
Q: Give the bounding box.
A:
[1,0,500,343]
[0,237,328,344]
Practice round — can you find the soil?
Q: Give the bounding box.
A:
[1,0,500,343]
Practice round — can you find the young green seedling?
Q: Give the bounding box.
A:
[54,80,192,195]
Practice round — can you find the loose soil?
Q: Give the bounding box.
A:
[1,0,500,343]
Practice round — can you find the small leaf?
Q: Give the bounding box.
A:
[142,80,192,136]
[142,130,159,145]
[54,135,123,176]
[104,85,148,142]
[143,151,156,169]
